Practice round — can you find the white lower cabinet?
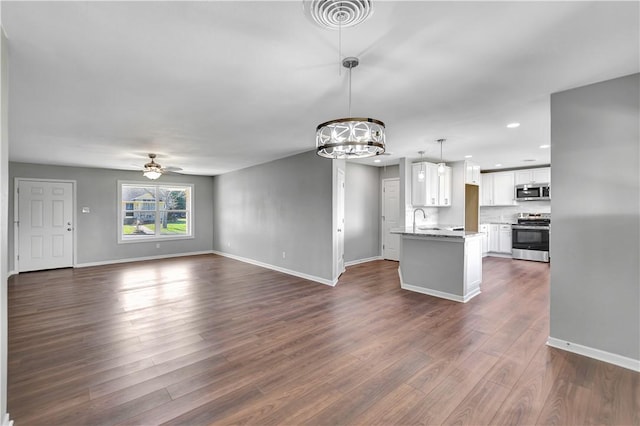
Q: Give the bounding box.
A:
[479,224,489,257]
[486,223,512,255]
[498,224,512,254]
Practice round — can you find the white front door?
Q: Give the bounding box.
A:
[382,178,400,261]
[336,168,345,276]
[17,180,74,272]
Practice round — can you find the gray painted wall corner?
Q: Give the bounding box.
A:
[212,150,334,281]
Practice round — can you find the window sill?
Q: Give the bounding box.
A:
[118,235,195,244]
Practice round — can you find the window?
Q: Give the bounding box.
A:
[118,182,193,243]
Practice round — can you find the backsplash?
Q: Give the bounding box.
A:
[480,201,551,224]
[405,206,439,227]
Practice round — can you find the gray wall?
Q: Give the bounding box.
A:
[9,162,214,269]
[344,162,380,263]
[212,150,334,281]
[550,73,639,361]
[379,164,399,181]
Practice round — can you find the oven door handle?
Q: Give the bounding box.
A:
[512,225,550,230]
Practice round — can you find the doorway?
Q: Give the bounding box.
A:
[382,178,400,261]
[15,179,75,272]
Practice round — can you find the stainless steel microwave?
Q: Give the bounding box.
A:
[515,183,550,201]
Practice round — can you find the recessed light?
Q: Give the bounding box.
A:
[373,159,381,163]
[495,163,503,167]
[540,144,550,149]
[464,155,473,158]
[507,122,520,128]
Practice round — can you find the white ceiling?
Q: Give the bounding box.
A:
[2,1,638,175]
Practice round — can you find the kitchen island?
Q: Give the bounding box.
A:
[391,227,483,303]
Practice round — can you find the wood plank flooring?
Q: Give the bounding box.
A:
[7,255,639,425]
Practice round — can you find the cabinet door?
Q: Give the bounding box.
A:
[472,164,481,185]
[515,170,533,185]
[438,166,452,206]
[426,163,439,206]
[412,163,426,206]
[488,224,500,252]
[533,167,551,184]
[465,161,481,185]
[498,225,512,253]
[481,174,493,206]
[479,224,489,255]
[493,172,515,205]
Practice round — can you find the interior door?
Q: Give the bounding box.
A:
[336,168,345,276]
[17,180,74,272]
[382,178,400,261]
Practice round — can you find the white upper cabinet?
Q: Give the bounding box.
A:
[438,166,452,206]
[465,161,481,185]
[515,167,551,185]
[481,171,516,206]
[412,163,428,206]
[412,162,451,207]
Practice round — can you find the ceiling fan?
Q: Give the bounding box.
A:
[141,153,182,180]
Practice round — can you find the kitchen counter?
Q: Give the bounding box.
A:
[391,226,480,239]
[392,229,483,303]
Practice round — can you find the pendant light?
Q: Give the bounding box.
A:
[436,138,446,175]
[315,57,386,159]
[417,151,425,182]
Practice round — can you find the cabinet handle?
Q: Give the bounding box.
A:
[431,198,435,205]
[445,198,449,204]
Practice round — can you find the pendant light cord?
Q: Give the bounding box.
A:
[338,18,342,76]
[348,64,352,116]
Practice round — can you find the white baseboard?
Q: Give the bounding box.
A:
[486,252,512,259]
[547,337,640,372]
[212,250,336,287]
[398,268,481,303]
[74,250,215,269]
[2,413,13,426]
[344,256,383,267]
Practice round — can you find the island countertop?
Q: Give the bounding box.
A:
[391,227,481,239]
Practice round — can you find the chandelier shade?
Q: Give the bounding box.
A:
[316,117,385,159]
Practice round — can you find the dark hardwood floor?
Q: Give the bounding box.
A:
[7,255,639,425]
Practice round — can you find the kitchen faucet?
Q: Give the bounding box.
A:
[413,208,426,232]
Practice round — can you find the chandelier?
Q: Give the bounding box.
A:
[315,57,386,159]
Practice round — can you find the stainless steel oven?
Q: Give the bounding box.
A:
[512,213,550,262]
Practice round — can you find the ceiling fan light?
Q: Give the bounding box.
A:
[143,168,162,180]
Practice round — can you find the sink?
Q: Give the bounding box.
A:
[418,226,441,231]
